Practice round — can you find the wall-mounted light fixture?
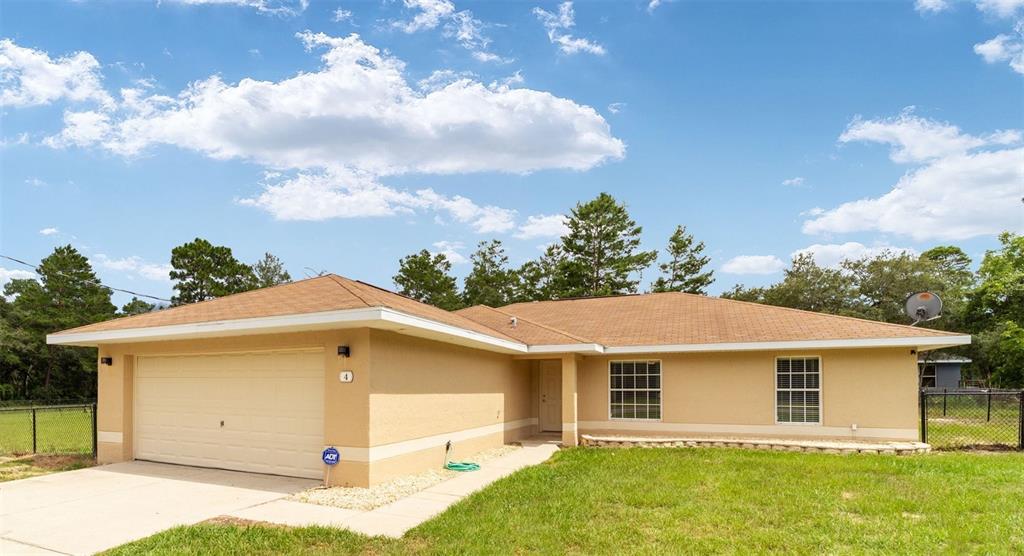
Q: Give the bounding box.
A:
[337,345,351,357]
[100,357,113,366]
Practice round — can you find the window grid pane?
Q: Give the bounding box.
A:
[776,357,821,424]
[610,360,661,421]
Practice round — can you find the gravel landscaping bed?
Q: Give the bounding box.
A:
[290,445,521,511]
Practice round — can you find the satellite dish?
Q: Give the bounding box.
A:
[904,291,943,325]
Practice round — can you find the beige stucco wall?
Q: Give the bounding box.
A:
[365,330,533,484]
[577,348,919,441]
[95,327,534,487]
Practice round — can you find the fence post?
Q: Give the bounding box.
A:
[92,402,98,458]
[1018,391,1023,450]
[987,391,992,422]
[31,408,37,454]
[920,390,927,444]
[943,388,947,417]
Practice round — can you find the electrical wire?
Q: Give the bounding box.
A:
[0,254,172,303]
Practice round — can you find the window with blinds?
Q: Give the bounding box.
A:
[776,357,821,424]
[610,360,661,420]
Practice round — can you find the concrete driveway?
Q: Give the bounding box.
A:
[0,461,317,555]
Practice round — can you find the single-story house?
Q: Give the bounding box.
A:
[48,275,970,487]
[918,353,972,389]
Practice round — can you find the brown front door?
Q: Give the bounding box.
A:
[540,361,562,432]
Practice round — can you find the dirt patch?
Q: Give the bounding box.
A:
[203,516,291,529]
[0,454,95,482]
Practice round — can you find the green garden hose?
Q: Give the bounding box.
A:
[444,441,480,472]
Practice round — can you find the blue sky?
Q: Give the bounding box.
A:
[2,0,1022,307]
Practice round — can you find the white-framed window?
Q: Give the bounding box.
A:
[776,356,821,424]
[610,360,661,420]
[919,364,936,388]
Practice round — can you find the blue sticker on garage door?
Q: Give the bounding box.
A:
[322,447,340,465]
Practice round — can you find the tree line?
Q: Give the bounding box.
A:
[1,192,1021,401]
[0,240,293,400]
[393,192,714,310]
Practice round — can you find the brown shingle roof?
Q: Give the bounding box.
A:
[490,292,961,346]
[52,275,962,348]
[51,275,516,342]
[454,305,592,345]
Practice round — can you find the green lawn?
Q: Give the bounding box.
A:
[106,448,1024,555]
[0,406,94,455]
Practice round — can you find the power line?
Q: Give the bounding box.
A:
[0,254,172,303]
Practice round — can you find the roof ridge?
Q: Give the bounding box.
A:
[678,291,961,337]
[326,274,376,308]
[479,305,595,344]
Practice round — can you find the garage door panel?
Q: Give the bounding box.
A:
[135,351,324,479]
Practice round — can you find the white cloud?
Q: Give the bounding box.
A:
[43,110,113,149]
[607,102,625,114]
[238,170,517,233]
[92,254,172,282]
[721,255,786,275]
[839,109,1019,163]
[333,8,353,22]
[976,0,1024,18]
[50,32,623,176]
[393,0,508,62]
[24,177,47,187]
[974,31,1024,74]
[432,240,468,264]
[0,39,113,108]
[533,2,606,56]
[793,242,916,268]
[647,0,663,13]
[804,113,1024,241]
[915,0,950,13]
[166,0,308,16]
[248,48,262,58]
[782,176,805,187]
[392,0,455,33]
[515,214,568,239]
[38,227,59,236]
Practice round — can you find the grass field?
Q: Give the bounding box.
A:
[106,447,1024,555]
[0,405,94,455]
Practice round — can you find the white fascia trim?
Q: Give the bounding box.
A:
[46,307,384,345]
[579,420,918,441]
[603,335,972,354]
[46,306,529,353]
[377,308,526,353]
[331,418,538,463]
[527,343,605,354]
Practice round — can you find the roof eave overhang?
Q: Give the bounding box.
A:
[602,335,972,355]
[46,307,529,355]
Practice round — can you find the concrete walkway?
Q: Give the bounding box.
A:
[228,437,561,538]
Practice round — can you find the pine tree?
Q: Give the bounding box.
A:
[252,252,292,288]
[559,193,657,297]
[393,249,462,310]
[121,297,156,316]
[516,244,569,302]
[463,240,518,307]
[651,225,714,294]
[169,238,257,305]
[2,245,116,399]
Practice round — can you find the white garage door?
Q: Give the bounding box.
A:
[135,350,324,479]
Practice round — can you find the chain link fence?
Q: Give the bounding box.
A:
[0,402,97,456]
[921,390,1023,450]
